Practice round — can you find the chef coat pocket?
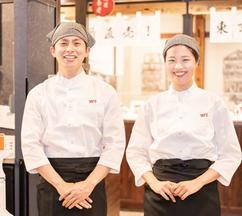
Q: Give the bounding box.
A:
[191,115,213,136]
[76,103,104,127]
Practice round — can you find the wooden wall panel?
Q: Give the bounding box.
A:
[120,121,144,210]
[87,0,242,15]
[195,15,205,88]
[219,123,242,215]
[106,174,120,216]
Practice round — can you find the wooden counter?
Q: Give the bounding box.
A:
[120,120,242,215]
[106,174,120,216]
[120,120,144,210]
[219,122,242,215]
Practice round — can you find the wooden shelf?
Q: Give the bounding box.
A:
[87,1,242,15]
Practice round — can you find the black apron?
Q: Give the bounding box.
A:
[37,157,107,216]
[144,159,220,216]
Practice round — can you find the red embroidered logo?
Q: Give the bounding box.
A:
[200,113,208,117]
[89,99,96,103]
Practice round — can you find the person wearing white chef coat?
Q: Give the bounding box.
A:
[21,22,125,216]
[126,34,242,216]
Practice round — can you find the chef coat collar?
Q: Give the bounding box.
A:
[56,70,87,88]
[169,82,198,95]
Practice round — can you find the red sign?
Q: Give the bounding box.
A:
[92,0,114,16]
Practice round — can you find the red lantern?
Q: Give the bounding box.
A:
[92,0,114,16]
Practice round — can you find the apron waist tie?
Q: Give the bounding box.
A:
[48,157,99,174]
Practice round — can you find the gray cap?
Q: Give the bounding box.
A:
[163,34,200,62]
[47,22,95,48]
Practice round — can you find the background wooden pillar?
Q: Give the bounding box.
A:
[14,1,28,215]
[75,0,86,25]
[194,15,205,88]
[14,1,58,215]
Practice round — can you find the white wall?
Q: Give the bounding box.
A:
[88,14,183,106]
[160,14,183,33]
[204,39,242,96]
[117,44,165,105]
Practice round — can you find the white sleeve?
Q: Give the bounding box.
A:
[126,103,153,186]
[210,100,242,186]
[21,87,50,174]
[98,90,125,174]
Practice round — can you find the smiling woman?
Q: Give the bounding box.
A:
[165,44,196,91]
[126,34,242,216]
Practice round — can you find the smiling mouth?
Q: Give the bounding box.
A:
[174,71,186,77]
[64,55,77,59]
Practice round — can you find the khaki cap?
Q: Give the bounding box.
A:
[47,22,95,48]
[163,34,200,62]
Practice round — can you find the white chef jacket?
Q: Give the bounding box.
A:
[126,83,242,187]
[21,72,125,174]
